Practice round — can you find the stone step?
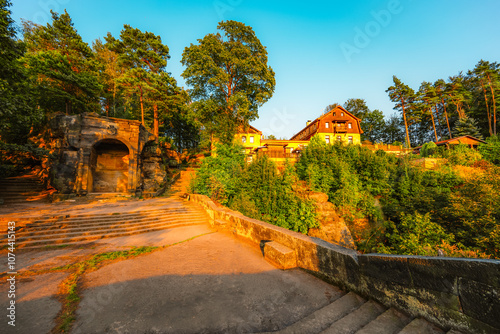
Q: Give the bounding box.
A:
[25,212,199,230]
[320,300,386,334]
[15,217,208,243]
[14,221,207,248]
[274,292,366,334]
[398,318,445,334]
[30,208,190,225]
[14,214,207,237]
[355,308,411,334]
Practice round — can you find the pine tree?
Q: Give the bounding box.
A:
[386,76,416,148]
[0,0,37,142]
[453,116,483,139]
[22,10,102,115]
[181,20,276,145]
[106,25,172,133]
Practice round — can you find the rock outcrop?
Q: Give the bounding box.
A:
[307,191,356,249]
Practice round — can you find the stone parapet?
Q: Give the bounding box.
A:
[189,193,500,334]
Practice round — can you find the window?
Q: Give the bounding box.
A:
[325,122,329,129]
[241,136,247,143]
[348,136,353,144]
[290,147,294,153]
[348,123,352,129]
[325,135,330,144]
[250,136,254,143]
[337,136,341,142]
[341,112,344,117]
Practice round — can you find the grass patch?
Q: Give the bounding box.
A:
[43,244,70,250]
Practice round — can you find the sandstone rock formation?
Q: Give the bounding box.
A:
[307,191,356,249]
[36,113,166,195]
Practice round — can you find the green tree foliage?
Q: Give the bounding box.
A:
[296,135,396,223]
[379,212,454,256]
[452,116,483,139]
[420,142,438,157]
[105,24,176,137]
[343,98,386,143]
[0,0,39,143]
[160,91,200,151]
[386,76,416,148]
[478,135,500,165]
[181,20,276,144]
[383,114,405,144]
[22,11,102,115]
[388,60,500,144]
[191,143,318,234]
[190,143,245,205]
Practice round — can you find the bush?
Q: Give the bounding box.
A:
[420,141,438,157]
[190,143,245,205]
[191,144,319,234]
[443,144,482,166]
[478,135,500,165]
[377,212,455,256]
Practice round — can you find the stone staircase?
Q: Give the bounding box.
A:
[169,168,198,196]
[0,174,50,205]
[1,205,209,249]
[263,291,463,334]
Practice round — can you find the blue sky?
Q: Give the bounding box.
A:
[10,0,500,139]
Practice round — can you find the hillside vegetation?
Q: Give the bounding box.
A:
[192,136,500,259]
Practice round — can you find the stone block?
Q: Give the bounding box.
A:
[458,278,500,329]
[359,254,412,286]
[262,241,297,270]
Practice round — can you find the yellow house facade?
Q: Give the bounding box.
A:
[235,106,363,163]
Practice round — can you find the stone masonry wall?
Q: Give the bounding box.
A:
[189,194,500,334]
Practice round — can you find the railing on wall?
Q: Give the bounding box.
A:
[256,151,300,159]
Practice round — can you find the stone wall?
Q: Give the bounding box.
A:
[189,194,500,334]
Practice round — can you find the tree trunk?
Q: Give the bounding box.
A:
[480,81,493,136]
[401,97,411,148]
[139,85,145,126]
[434,104,442,139]
[430,107,438,142]
[441,98,452,139]
[486,73,497,135]
[153,104,159,142]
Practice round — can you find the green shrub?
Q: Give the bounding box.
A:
[443,144,482,166]
[377,212,455,256]
[478,135,500,165]
[420,141,437,157]
[190,143,245,205]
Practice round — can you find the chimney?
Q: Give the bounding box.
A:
[306,120,311,126]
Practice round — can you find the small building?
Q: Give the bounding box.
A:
[290,106,363,145]
[235,125,263,155]
[412,136,487,154]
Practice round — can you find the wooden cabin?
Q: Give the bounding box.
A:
[413,136,487,154]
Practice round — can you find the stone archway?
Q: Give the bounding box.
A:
[90,139,130,193]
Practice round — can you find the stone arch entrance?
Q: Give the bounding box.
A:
[90,139,130,193]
